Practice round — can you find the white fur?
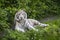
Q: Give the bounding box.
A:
[14,10,49,32]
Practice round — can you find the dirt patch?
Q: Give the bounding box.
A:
[40,16,60,22]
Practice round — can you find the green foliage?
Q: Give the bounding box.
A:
[0,19,60,40]
[0,0,60,40]
[0,0,60,19]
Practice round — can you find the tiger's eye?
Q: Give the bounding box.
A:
[17,15,19,19]
[18,13,20,15]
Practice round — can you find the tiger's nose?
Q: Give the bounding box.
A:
[20,17,22,20]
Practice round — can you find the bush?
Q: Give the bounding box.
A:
[0,0,60,40]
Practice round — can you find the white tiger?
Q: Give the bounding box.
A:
[14,10,49,32]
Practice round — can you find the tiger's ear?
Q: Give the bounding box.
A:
[24,13,27,19]
[14,13,19,22]
[22,10,27,19]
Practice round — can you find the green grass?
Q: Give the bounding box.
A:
[1,19,60,40]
